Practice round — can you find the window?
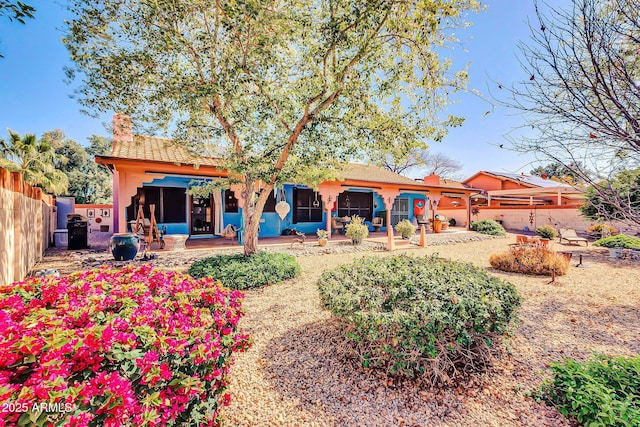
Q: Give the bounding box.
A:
[262,190,277,212]
[225,190,239,213]
[293,188,323,223]
[162,187,187,223]
[337,191,373,221]
[127,186,186,223]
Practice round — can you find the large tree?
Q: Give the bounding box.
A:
[0,130,68,194]
[45,130,113,204]
[504,0,640,227]
[530,161,585,185]
[379,149,463,178]
[64,0,482,255]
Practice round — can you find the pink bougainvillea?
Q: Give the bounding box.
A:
[0,264,250,426]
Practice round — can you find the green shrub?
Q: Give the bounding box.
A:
[470,219,506,236]
[587,223,618,238]
[395,219,416,239]
[536,225,558,240]
[189,251,301,289]
[593,234,640,249]
[539,355,640,427]
[345,215,369,244]
[490,246,569,276]
[318,255,521,384]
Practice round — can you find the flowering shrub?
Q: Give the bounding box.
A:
[489,245,570,276]
[318,255,521,384]
[0,264,250,426]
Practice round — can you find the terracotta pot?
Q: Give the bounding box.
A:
[433,219,442,233]
[318,238,327,247]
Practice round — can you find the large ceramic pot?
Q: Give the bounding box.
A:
[433,219,442,234]
[109,233,140,261]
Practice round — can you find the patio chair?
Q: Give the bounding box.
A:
[371,216,383,231]
[331,217,344,235]
[416,214,429,230]
[559,228,588,246]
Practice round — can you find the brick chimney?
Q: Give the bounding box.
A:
[423,174,441,185]
[113,113,133,142]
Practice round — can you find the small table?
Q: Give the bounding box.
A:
[163,234,188,251]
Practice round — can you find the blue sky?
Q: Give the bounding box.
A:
[0,0,559,179]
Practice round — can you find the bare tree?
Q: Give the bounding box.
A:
[379,150,463,178]
[503,0,640,226]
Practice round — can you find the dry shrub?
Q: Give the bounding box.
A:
[490,245,570,276]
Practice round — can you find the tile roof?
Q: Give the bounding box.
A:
[110,135,220,166]
[484,171,575,188]
[339,163,426,186]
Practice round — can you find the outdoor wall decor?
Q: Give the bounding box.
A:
[101,209,110,217]
[86,209,95,218]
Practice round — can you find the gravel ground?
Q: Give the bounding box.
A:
[30,233,640,426]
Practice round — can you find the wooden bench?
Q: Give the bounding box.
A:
[559,228,588,246]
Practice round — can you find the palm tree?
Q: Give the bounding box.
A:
[0,130,68,194]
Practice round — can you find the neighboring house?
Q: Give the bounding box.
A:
[462,171,584,207]
[95,115,480,241]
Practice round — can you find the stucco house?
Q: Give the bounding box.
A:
[96,115,480,242]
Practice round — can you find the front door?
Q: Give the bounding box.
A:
[390,197,409,226]
[190,195,213,235]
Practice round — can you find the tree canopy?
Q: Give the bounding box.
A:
[46,131,113,204]
[504,0,640,226]
[0,130,68,194]
[64,0,483,254]
[0,1,35,58]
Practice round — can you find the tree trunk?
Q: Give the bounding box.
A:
[241,179,273,256]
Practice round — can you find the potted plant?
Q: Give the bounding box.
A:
[593,234,640,259]
[395,219,416,239]
[316,229,329,247]
[535,225,558,245]
[345,216,369,245]
[433,214,443,233]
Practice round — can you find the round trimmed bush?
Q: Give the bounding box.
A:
[189,251,300,289]
[0,265,250,426]
[318,255,521,384]
[536,225,558,240]
[470,219,506,236]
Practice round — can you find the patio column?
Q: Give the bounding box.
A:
[113,170,120,233]
[374,188,400,251]
[430,194,442,221]
[464,194,471,230]
[317,183,342,239]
